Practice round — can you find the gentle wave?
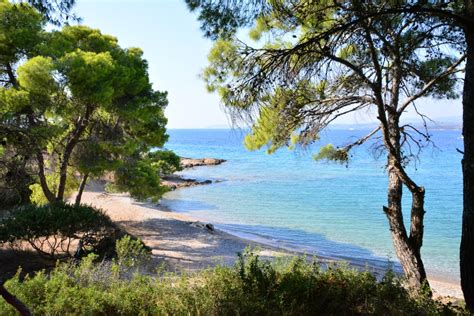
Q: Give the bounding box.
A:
[162,128,463,283]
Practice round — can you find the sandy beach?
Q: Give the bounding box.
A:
[79,189,290,271]
[78,187,464,300]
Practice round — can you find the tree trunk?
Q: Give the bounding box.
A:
[36,152,56,203]
[382,111,429,291]
[75,173,89,207]
[384,160,429,290]
[409,188,425,251]
[56,143,74,201]
[56,106,92,201]
[0,284,31,316]
[461,7,474,311]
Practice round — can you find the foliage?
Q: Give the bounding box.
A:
[29,170,79,205]
[0,1,176,204]
[22,0,79,26]
[0,0,44,63]
[313,144,349,163]
[197,0,465,290]
[0,0,43,208]
[0,203,118,259]
[114,235,151,269]
[203,9,462,155]
[0,250,466,315]
[149,149,182,175]
[186,0,267,39]
[108,157,168,202]
[0,149,34,208]
[105,150,180,202]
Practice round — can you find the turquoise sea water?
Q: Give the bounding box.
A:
[161,128,463,282]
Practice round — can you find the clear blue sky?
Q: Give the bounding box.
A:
[75,0,462,129]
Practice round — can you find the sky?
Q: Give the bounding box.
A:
[74,0,463,129]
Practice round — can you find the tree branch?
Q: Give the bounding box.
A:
[75,173,89,207]
[57,105,93,201]
[36,152,56,203]
[397,54,466,116]
[343,125,381,152]
[0,284,31,316]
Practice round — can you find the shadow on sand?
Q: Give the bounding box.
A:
[117,197,402,277]
[0,248,55,283]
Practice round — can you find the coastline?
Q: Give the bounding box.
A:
[79,184,463,299]
[79,190,291,271]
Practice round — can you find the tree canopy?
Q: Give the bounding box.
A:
[19,0,79,25]
[0,0,180,206]
[198,0,465,290]
[189,0,474,309]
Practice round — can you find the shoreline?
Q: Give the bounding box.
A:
[79,185,463,299]
[213,223,464,298]
[79,190,292,270]
[163,203,464,299]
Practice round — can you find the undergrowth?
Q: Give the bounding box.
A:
[0,249,466,315]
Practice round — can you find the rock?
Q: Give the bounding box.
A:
[161,175,214,190]
[190,221,206,229]
[160,157,225,191]
[190,221,215,233]
[180,157,226,169]
[205,223,215,232]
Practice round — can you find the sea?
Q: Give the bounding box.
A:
[160,128,463,283]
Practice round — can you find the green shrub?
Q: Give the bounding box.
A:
[0,250,466,315]
[149,149,183,175]
[114,235,151,269]
[0,203,118,259]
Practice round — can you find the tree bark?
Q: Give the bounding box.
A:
[5,63,17,87]
[56,140,75,201]
[409,189,425,251]
[0,284,31,316]
[461,5,474,310]
[406,186,427,293]
[75,173,89,207]
[36,152,56,203]
[56,106,92,201]
[385,161,429,290]
[382,112,429,291]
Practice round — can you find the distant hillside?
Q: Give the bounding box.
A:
[329,116,462,131]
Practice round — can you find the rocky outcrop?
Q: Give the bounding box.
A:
[161,175,213,190]
[180,158,226,169]
[161,157,225,191]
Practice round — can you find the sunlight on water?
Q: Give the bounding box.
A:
[160,128,463,282]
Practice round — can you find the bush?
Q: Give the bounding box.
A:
[0,203,119,259]
[0,250,466,315]
[114,235,151,269]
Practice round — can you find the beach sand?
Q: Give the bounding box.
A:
[79,190,290,271]
[79,188,464,300]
